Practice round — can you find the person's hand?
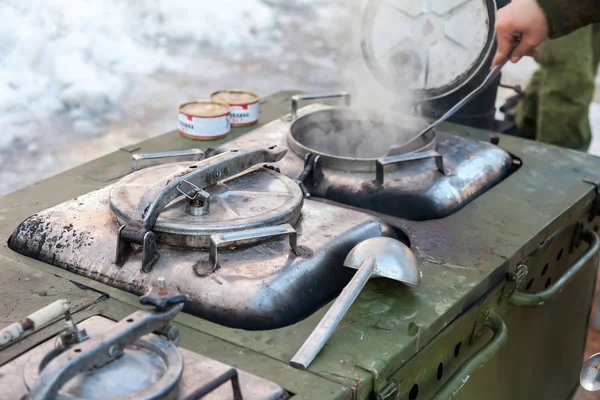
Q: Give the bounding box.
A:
[491,0,550,68]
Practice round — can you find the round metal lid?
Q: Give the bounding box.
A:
[361,0,497,100]
[24,334,183,399]
[109,163,304,248]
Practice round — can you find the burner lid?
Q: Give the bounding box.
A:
[110,150,303,249]
[24,336,182,399]
[361,0,497,101]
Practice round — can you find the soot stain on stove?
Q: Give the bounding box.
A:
[8,214,95,264]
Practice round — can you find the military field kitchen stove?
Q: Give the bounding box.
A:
[2,0,600,398]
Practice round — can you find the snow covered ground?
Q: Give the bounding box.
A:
[0,0,598,195]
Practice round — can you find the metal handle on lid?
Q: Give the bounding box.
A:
[432,310,507,400]
[510,226,599,307]
[117,147,288,273]
[376,150,448,184]
[204,224,300,275]
[131,149,205,172]
[290,92,351,120]
[28,285,186,400]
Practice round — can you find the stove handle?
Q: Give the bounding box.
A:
[290,92,351,121]
[510,226,599,308]
[376,150,448,184]
[201,224,301,276]
[432,310,507,400]
[131,149,205,172]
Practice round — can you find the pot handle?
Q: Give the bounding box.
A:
[376,150,447,184]
[432,310,508,400]
[290,92,351,120]
[131,149,205,172]
[200,224,300,276]
[510,226,599,307]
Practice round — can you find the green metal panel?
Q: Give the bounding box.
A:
[1,91,600,399]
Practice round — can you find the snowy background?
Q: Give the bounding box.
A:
[0,0,599,195]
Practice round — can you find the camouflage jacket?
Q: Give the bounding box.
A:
[538,0,600,38]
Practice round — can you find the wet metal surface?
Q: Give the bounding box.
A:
[8,183,394,331]
[3,92,600,399]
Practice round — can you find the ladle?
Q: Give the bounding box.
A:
[387,57,511,157]
[581,353,600,391]
[290,237,421,370]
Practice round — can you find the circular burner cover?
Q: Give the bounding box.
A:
[24,334,182,399]
[109,163,304,249]
[361,0,496,100]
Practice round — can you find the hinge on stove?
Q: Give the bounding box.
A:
[357,359,399,400]
[498,264,528,305]
[295,153,323,198]
[570,221,586,254]
[375,380,400,400]
[117,225,159,273]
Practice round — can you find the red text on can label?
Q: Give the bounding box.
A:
[230,102,259,125]
[178,113,231,138]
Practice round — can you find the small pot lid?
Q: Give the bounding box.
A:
[109,162,304,247]
[361,0,497,101]
[24,334,183,399]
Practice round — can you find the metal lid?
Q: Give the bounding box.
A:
[109,163,304,249]
[361,0,497,100]
[24,334,183,399]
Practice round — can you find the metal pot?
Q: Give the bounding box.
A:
[287,92,437,172]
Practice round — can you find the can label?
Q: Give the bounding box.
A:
[230,102,259,125]
[178,113,231,138]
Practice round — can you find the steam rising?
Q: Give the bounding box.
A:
[298,0,418,159]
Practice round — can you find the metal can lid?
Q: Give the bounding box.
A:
[179,100,231,118]
[361,0,497,101]
[210,90,260,106]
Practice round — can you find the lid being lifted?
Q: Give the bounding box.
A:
[361,0,497,100]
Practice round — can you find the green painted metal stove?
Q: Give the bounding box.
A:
[0,90,600,400]
[3,1,600,398]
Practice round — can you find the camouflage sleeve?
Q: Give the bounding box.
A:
[537,0,600,38]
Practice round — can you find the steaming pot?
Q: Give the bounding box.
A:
[286,92,436,172]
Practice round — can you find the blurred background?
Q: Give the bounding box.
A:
[1,0,599,196]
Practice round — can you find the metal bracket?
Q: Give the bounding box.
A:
[498,264,528,306]
[183,368,243,400]
[374,380,400,400]
[570,221,586,254]
[197,224,300,276]
[287,92,351,121]
[295,153,323,198]
[376,150,449,185]
[178,180,211,216]
[470,309,493,345]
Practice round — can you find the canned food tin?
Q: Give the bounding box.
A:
[210,90,260,126]
[178,100,231,140]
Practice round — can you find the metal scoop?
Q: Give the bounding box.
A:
[387,57,510,157]
[290,237,421,369]
[580,353,600,391]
